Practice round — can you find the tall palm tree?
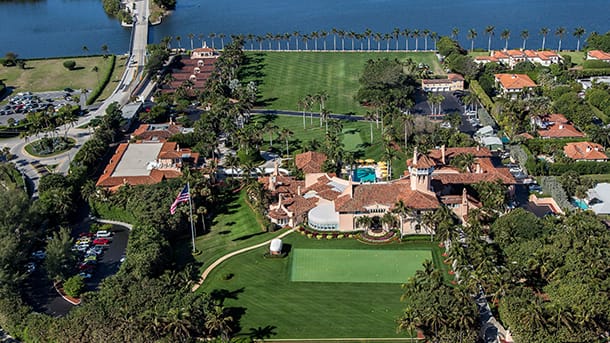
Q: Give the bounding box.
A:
[348,31,356,50]
[374,32,382,51]
[393,27,400,51]
[205,305,233,343]
[175,35,182,49]
[256,35,264,50]
[101,44,109,57]
[364,111,376,143]
[423,29,430,50]
[500,29,510,50]
[338,29,346,51]
[198,33,205,48]
[219,33,226,49]
[555,26,566,51]
[520,29,529,50]
[540,27,550,50]
[573,26,586,51]
[355,215,373,230]
[451,27,459,40]
[209,33,216,48]
[293,31,300,50]
[188,33,195,50]
[411,29,420,51]
[311,31,320,50]
[485,25,495,52]
[430,32,438,50]
[384,33,392,51]
[302,34,309,50]
[274,34,282,50]
[279,128,293,157]
[320,30,328,50]
[364,28,372,50]
[320,108,330,133]
[246,33,255,50]
[402,29,411,51]
[265,32,273,50]
[331,28,338,50]
[284,33,291,50]
[467,28,477,52]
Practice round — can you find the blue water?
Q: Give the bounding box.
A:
[353,167,376,183]
[571,198,589,210]
[0,0,609,58]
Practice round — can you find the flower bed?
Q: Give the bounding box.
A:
[296,226,356,240]
[357,229,397,243]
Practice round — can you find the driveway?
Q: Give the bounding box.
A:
[411,90,465,117]
[23,219,130,316]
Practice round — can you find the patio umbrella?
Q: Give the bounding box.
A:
[365,158,375,163]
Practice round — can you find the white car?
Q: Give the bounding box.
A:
[26,262,36,273]
[78,272,92,279]
[95,230,112,238]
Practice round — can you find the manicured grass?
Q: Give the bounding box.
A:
[244,51,443,115]
[252,114,408,178]
[0,56,115,93]
[468,51,490,57]
[291,248,431,283]
[200,233,446,339]
[23,137,76,157]
[189,189,277,270]
[560,51,587,66]
[583,173,610,183]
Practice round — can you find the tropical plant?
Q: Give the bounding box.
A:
[573,27,586,51]
[540,27,550,50]
[485,25,495,51]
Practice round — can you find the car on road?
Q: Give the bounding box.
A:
[93,238,110,246]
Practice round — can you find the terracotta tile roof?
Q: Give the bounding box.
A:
[335,183,439,212]
[295,151,328,174]
[407,154,437,168]
[132,123,183,142]
[518,132,535,140]
[537,114,584,138]
[440,194,482,208]
[588,50,610,61]
[563,142,607,160]
[495,74,537,90]
[286,196,318,216]
[427,147,492,161]
[448,73,464,81]
[475,56,499,62]
[192,47,216,53]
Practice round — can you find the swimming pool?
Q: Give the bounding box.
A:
[353,167,376,183]
[571,198,589,210]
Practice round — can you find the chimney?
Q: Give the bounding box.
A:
[476,145,480,151]
[278,193,282,207]
[441,145,446,165]
[297,185,301,196]
[176,143,180,151]
[273,159,279,177]
[413,147,418,165]
[586,146,592,152]
[476,163,482,174]
[462,188,469,219]
[559,124,564,129]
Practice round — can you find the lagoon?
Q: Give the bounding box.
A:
[1,0,609,58]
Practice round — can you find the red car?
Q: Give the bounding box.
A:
[79,232,95,238]
[79,264,95,272]
[92,238,110,246]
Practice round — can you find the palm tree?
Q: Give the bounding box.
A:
[393,27,400,51]
[205,304,233,342]
[430,32,438,51]
[175,35,182,49]
[279,128,293,157]
[331,28,338,50]
[355,215,373,230]
[399,306,419,343]
[485,25,495,51]
[467,29,477,52]
[265,32,273,50]
[348,31,356,50]
[384,33,392,51]
[101,44,109,58]
[423,29,430,50]
[555,27,566,51]
[256,35,264,50]
[320,108,330,133]
[219,33,226,49]
[320,30,328,50]
[274,34,282,50]
[338,29,346,51]
[301,34,309,50]
[540,27,550,50]
[411,29,420,51]
[188,33,195,50]
[91,66,99,84]
[293,31,300,50]
[402,29,411,51]
[374,32,382,51]
[209,33,216,48]
[364,28,372,50]
[573,26,586,51]
[451,27,459,40]
[311,31,320,50]
[82,45,89,55]
[500,29,510,50]
[520,29,529,50]
[198,33,205,48]
[364,111,375,143]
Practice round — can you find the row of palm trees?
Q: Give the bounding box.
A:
[169,26,589,53]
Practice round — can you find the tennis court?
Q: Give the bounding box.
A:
[290,248,431,283]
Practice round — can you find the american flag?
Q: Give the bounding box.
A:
[170,185,190,214]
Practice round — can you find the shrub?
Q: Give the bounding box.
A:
[63,60,76,70]
[87,55,115,105]
[307,233,313,238]
[583,60,610,69]
[222,273,234,281]
[63,275,85,298]
[469,80,495,112]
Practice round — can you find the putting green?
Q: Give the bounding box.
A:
[342,128,363,151]
[290,248,431,283]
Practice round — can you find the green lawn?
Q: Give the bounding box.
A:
[200,233,446,340]
[187,189,278,270]
[0,56,116,93]
[244,51,443,115]
[252,114,408,178]
[291,248,431,283]
[560,51,587,66]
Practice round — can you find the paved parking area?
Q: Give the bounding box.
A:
[411,90,465,116]
[0,90,84,126]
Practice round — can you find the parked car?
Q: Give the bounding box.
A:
[78,272,92,279]
[79,264,95,272]
[26,262,36,273]
[84,255,97,263]
[86,246,104,256]
[79,232,95,238]
[95,230,112,238]
[93,238,110,246]
[529,184,543,192]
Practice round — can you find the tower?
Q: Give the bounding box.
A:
[408,147,435,193]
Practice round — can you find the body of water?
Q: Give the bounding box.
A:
[1,0,609,58]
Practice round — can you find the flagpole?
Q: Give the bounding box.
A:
[187,181,196,253]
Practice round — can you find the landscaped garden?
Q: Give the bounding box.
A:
[244,51,443,115]
[24,136,75,157]
[199,233,447,339]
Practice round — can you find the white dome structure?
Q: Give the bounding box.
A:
[269,238,283,255]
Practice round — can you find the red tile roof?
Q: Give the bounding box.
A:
[132,123,183,142]
[563,142,607,160]
[335,183,439,212]
[495,74,537,90]
[537,114,584,138]
[295,151,328,174]
[587,50,610,61]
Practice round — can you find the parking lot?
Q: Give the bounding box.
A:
[23,219,129,316]
[0,90,84,126]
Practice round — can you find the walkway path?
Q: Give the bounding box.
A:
[191,229,295,292]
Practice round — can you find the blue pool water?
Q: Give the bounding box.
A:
[353,168,376,183]
[572,198,589,210]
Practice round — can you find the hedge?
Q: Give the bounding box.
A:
[548,161,610,175]
[469,80,494,112]
[86,55,116,105]
[569,68,610,78]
